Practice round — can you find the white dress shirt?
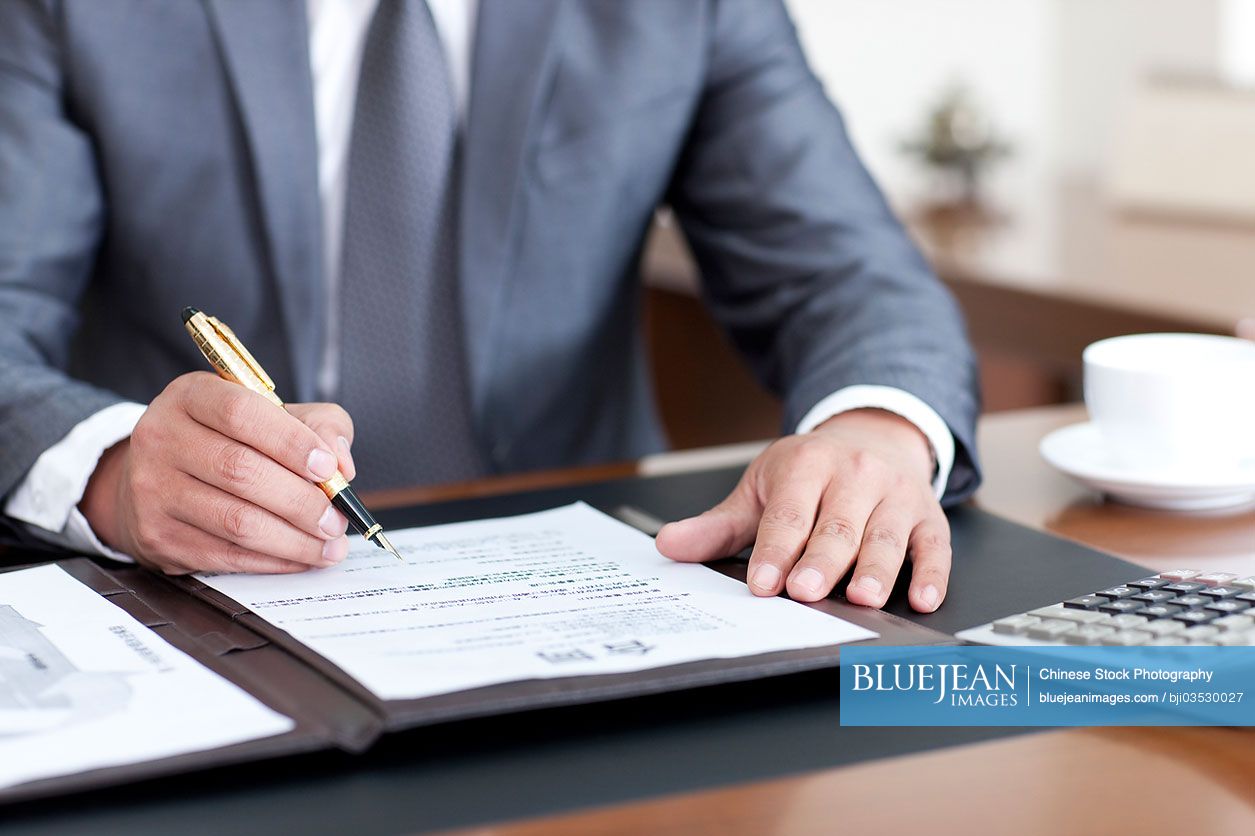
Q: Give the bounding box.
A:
[4,0,955,558]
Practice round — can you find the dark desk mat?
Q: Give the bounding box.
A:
[1,466,1143,835]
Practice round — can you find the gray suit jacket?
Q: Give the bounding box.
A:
[0,0,980,516]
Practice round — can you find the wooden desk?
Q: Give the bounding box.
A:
[643,181,1255,424]
[976,405,1255,577]
[450,404,1255,836]
[910,182,1255,371]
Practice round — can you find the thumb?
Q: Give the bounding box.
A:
[656,480,761,563]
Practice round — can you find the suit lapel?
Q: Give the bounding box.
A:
[202,0,562,406]
[459,0,565,410]
[204,0,323,401]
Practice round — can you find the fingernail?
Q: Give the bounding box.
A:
[750,564,781,591]
[792,567,825,597]
[307,448,337,481]
[854,575,883,598]
[338,436,355,477]
[321,536,348,566]
[919,584,940,610]
[319,506,347,538]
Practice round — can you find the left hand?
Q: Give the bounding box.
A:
[655,409,950,613]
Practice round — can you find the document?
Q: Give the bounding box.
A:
[200,503,876,701]
[0,564,293,790]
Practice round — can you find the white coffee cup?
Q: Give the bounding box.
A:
[1083,333,1255,473]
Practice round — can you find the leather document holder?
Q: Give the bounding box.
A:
[0,550,952,805]
[0,466,1145,805]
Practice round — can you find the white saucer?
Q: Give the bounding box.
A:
[1039,422,1255,511]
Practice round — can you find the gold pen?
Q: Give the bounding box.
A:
[182,307,402,560]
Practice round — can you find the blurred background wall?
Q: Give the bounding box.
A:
[786,0,1236,196]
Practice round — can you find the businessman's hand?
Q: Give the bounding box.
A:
[80,372,358,575]
[655,409,949,613]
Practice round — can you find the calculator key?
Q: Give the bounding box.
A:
[1095,586,1139,599]
[1234,592,1255,605]
[1027,620,1077,641]
[1173,610,1218,625]
[1162,582,1206,595]
[1194,572,1237,587]
[1108,613,1150,630]
[1100,630,1150,646]
[1171,595,1210,608]
[1214,631,1255,646]
[1183,625,1221,642]
[1229,577,1255,592]
[1135,604,1184,619]
[1028,605,1071,620]
[1199,586,1243,599]
[1132,590,1177,605]
[1129,577,1170,590]
[1063,595,1106,610]
[1205,600,1251,615]
[1212,614,1255,633]
[992,614,1041,635]
[1140,620,1186,638]
[1159,569,1201,582]
[1098,600,1145,615]
[1065,624,1116,645]
[1045,608,1110,624]
[1145,636,1191,646]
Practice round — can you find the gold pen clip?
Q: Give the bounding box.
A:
[207,316,276,392]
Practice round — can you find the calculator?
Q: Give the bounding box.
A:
[956,570,1255,646]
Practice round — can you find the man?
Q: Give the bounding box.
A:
[0,0,980,613]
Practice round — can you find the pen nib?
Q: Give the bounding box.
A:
[374,532,402,561]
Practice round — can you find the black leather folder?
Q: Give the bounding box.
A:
[0,516,952,804]
[0,465,1145,808]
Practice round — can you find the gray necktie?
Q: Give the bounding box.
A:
[337,0,487,491]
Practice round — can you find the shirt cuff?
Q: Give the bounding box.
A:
[4,401,146,561]
[795,385,956,500]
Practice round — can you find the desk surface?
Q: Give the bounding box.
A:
[974,404,1255,576]
[5,406,1253,835]
[910,181,1255,336]
[647,181,1255,339]
[456,404,1255,836]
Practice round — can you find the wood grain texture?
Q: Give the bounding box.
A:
[452,726,1255,836]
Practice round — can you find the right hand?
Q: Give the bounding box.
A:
[80,372,357,575]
